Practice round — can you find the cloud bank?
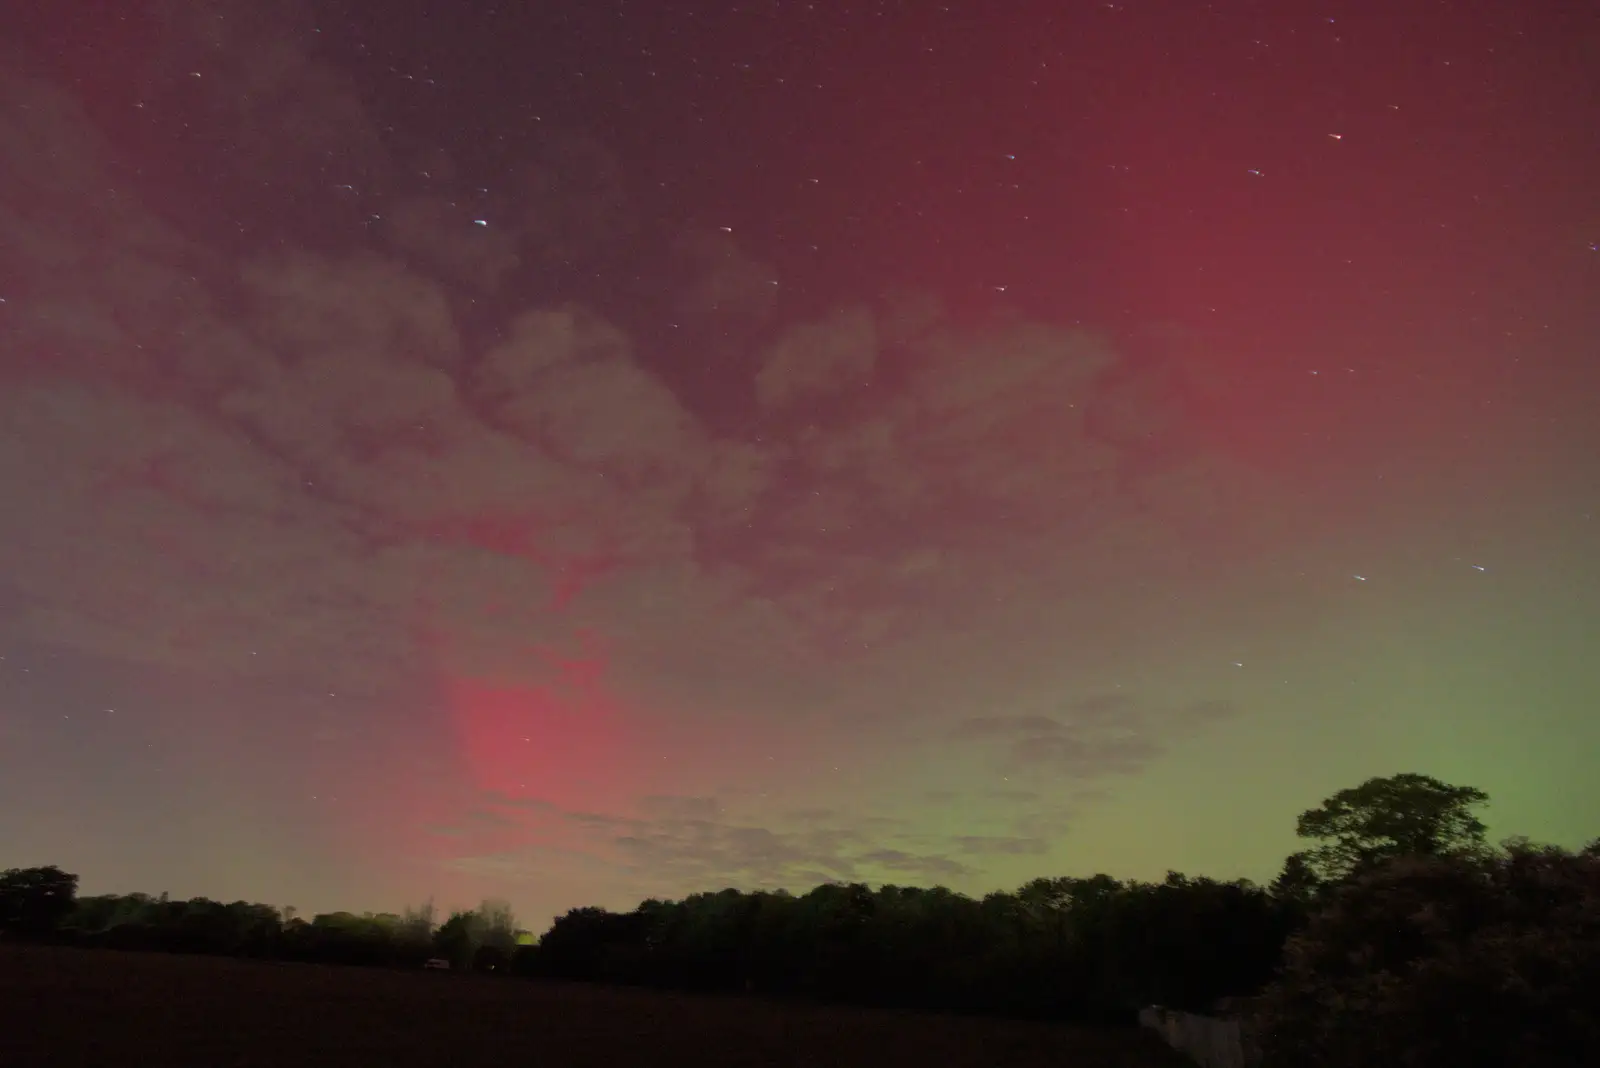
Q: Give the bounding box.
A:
[0,15,1272,901]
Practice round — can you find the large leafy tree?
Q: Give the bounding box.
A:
[1255,842,1600,1068]
[432,909,480,970]
[0,865,79,936]
[1289,773,1489,885]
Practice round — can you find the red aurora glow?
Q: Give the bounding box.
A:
[444,637,644,813]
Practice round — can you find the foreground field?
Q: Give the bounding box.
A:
[0,944,1184,1067]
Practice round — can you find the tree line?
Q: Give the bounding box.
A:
[0,879,528,973]
[4,773,1596,1067]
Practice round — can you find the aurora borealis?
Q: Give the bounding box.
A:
[1,1,1596,926]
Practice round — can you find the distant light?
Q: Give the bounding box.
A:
[473,219,487,226]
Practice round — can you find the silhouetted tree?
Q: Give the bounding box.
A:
[1270,851,1325,907]
[0,865,78,936]
[476,898,520,954]
[432,909,479,970]
[1293,773,1489,884]
[398,899,436,944]
[1255,842,1600,1067]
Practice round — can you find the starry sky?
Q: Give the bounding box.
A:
[1,1,1596,924]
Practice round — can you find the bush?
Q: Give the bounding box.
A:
[1255,844,1600,1067]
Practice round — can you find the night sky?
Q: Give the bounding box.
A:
[2,1,1597,925]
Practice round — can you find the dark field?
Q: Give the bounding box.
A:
[0,944,1186,1067]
